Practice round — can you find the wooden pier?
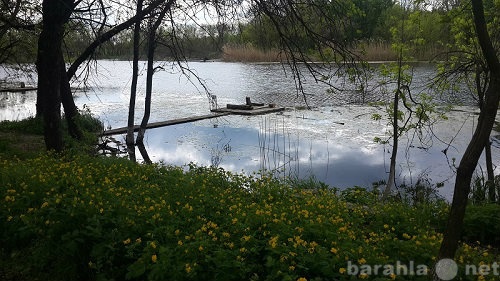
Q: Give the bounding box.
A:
[102,112,231,136]
[0,86,37,92]
[211,97,285,115]
[211,105,285,115]
[102,97,286,136]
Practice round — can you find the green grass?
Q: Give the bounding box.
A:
[0,110,103,158]
[1,153,498,281]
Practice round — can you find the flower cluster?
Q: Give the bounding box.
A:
[1,154,497,281]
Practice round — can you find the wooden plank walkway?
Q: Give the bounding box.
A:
[211,105,285,115]
[0,87,37,93]
[102,112,230,136]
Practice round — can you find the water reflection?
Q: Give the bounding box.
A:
[1,61,498,200]
[0,91,36,120]
[113,107,499,200]
[123,117,388,189]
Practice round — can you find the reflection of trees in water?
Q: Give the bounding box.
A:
[98,136,152,164]
[258,116,302,180]
[210,139,231,168]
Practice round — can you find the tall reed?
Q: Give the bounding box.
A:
[222,44,283,62]
[222,41,446,62]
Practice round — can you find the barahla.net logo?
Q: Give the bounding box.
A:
[346,260,428,277]
[346,258,500,280]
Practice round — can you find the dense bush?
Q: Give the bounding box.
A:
[1,154,498,281]
[462,204,500,247]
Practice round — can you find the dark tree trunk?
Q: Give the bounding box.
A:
[484,140,496,202]
[137,142,152,164]
[383,88,399,198]
[127,144,137,162]
[475,62,495,203]
[126,0,143,148]
[60,56,83,140]
[136,7,168,144]
[436,0,500,262]
[135,32,155,145]
[37,25,63,151]
[36,0,74,151]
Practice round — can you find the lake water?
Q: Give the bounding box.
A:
[1,60,499,199]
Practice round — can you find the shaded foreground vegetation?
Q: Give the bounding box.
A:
[1,148,499,280]
[0,109,104,159]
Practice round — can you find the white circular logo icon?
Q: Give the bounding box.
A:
[435,258,458,280]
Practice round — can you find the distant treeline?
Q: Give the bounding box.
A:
[2,0,453,63]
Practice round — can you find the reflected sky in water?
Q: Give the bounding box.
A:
[2,61,499,200]
[127,115,388,188]
[124,107,499,200]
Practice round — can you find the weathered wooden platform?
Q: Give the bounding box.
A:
[102,96,286,136]
[211,105,285,115]
[0,87,37,92]
[102,112,230,136]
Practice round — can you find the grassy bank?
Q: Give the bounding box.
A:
[0,110,103,159]
[1,151,499,281]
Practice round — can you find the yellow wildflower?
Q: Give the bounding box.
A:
[123,238,131,245]
[339,268,346,274]
[297,278,307,281]
[151,254,157,263]
[268,235,279,249]
[330,247,338,254]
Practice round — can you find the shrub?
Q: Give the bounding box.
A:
[462,204,500,247]
[1,154,497,281]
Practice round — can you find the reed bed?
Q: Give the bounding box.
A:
[222,42,446,63]
[222,44,284,62]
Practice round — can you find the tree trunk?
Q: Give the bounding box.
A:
[126,0,143,147]
[127,144,137,162]
[135,32,155,145]
[136,7,168,145]
[37,25,63,151]
[383,54,405,199]
[436,0,500,262]
[36,0,74,151]
[137,142,152,164]
[484,140,495,202]
[60,56,83,140]
[383,89,399,198]
[382,8,407,200]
